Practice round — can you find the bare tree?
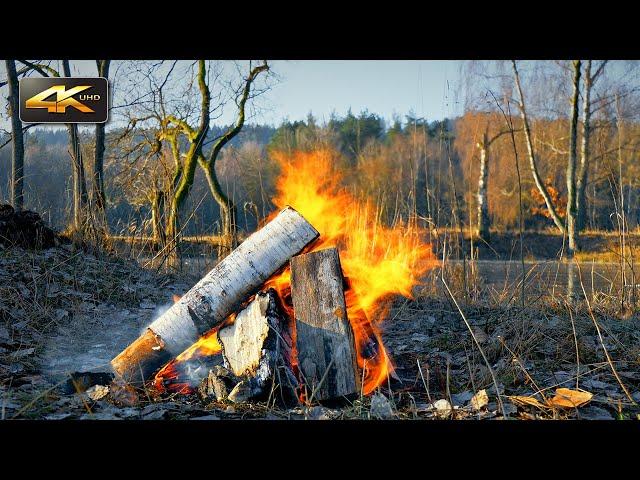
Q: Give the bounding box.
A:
[4,60,24,211]
[566,60,582,254]
[19,60,90,233]
[62,60,90,233]
[512,60,567,234]
[475,126,511,239]
[162,60,211,254]
[197,61,269,256]
[138,60,269,258]
[93,60,111,225]
[576,60,608,231]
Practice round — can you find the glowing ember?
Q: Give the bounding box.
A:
[153,318,230,394]
[155,148,435,396]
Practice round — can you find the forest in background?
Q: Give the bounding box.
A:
[2,60,640,258]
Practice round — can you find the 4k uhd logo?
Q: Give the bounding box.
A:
[19,77,108,123]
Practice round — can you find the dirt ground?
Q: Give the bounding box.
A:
[2,243,639,420]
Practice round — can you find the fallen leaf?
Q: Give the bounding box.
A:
[86,384,110,401]
[547,388,593,408]
[508,395,548,410]
[470,389,489,411]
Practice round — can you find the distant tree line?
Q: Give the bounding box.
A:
[2,60,640,259]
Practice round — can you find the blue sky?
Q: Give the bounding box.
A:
[1,60,464,129]
[257,60,463,125]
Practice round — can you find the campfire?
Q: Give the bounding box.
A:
[111,150,435,403]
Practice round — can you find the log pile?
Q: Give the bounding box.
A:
[111,206,319,384]
[112,206,365,404]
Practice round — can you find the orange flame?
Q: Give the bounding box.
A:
[266,149,435,394]
[154,148,435,396]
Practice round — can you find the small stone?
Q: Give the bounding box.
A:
[553,371,573,384]
[80,412,122,420]
[582,379,611,390]
[11,347,35,358]
[369,392,395,419]
[44,412,74,420]
[411,333,430,343]
[470,326,488,344]
[432,399,453,418]
[306,406,334,420]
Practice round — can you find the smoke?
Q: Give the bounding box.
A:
[140,303,173,336]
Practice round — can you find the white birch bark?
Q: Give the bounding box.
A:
[111,206,318,381]
[149,206,318,355]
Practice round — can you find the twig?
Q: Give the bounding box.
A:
[416,359,432,404]
[441,276,506,417]
[574,259,636,404]
[307,357,335,405]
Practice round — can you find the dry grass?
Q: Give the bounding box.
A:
[2,240,640,420]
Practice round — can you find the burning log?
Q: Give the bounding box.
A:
[111,206,319,384]
[290,247,360,401]
[217,289,297,404]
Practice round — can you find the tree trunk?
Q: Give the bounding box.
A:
[164,197,182,265]
[200,157,236,257]
[5,60,24,212]
[577,60,592,232]
[93,60,110,227]
[151,189,166,247]
[512,60,567,234]
[63,60,89,233]
[199,62,269,259]
[476,131,490,240]
[111,206,319,384]
[290,247,360,401]
[66,123,89,232]
[566,60,582,256]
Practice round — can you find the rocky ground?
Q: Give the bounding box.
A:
[2,240,640,420]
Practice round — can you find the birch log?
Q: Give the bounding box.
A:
[290,247,360,401]
[111,206,319,384]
